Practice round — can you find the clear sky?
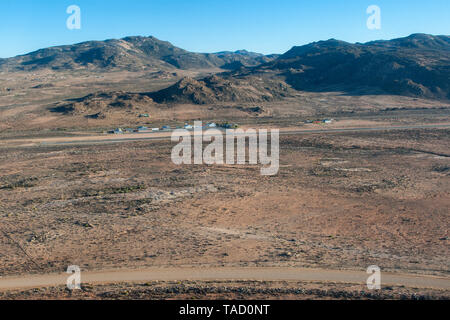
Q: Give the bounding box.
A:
[0,0,449,58]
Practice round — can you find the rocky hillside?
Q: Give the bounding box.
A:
[48,74,293,118]
[150,75,292,104]
[0,36,276,72]
[253,34,450,99]
[50,91,154,119]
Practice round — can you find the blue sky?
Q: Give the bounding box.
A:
[0,0,449,58]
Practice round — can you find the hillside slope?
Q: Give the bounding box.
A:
[0,36,276,72]
[150,75,292,104]
[252,34,450,99]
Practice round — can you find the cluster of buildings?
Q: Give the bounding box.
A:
[109,122,223,135]
[182,123,218,130]
[109,127,161,134]
[305,119,334,124]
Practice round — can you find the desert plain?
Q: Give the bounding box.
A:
[0,35,449,300]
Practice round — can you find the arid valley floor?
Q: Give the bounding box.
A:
[1,61,449,299]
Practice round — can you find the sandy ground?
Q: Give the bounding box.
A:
[1,68,449,299]
[1,68,449,134]
[0,128,448,300]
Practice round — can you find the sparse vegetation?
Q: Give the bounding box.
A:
[0,32,448,300]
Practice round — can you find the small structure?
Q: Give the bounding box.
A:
[161,125,171,131]
[323,119,333,124]
[139,113,150,118]
[114,128,123,134]
[152,128,160,131]
[137,126,149,132]
[184,124,193,130]
[206,122,217,128]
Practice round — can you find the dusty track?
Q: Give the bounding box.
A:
[1,267,449,292]
[2,124,450,147]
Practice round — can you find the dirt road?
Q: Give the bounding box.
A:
[0,267,449,292]
[1,123,449,147]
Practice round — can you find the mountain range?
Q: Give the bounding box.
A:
[0,36,276,71]
[1,33,449,100]
[251,33,450,99]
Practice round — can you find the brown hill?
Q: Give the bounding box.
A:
[48,74,293,118]
[150,75,293,104]
[51,91,154,118]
